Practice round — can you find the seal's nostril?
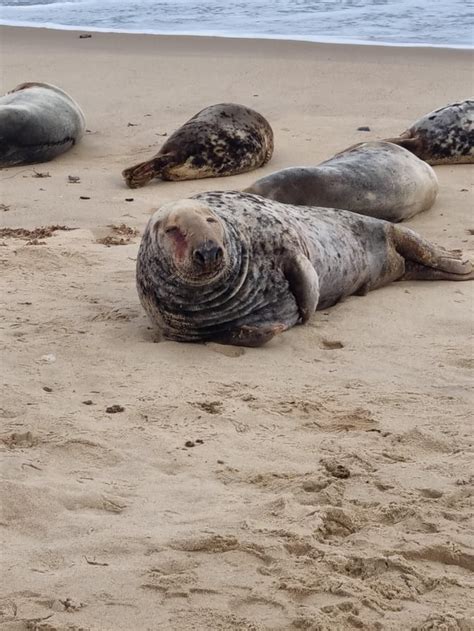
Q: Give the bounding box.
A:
[194,243,223,267]
[193,249,205,265]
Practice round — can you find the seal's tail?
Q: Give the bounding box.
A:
[122,153,175,189]
[392,225,474,281]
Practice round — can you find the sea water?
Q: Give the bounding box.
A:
[0,0,473,48]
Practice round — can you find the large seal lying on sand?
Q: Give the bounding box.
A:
[122,103,274,188]
[244,141,438,222]
[0,82,85,167]
[136,191,473,347]
[384,100,474,165]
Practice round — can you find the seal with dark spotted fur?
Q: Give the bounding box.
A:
[136,191,473,347]
[0,82,85,167]
[245,141,438,222]
[122,103,274,188]
[384,100,473,165]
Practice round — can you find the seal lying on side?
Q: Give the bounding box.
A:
[384,100,474,165]
[0,82,86,167]
[136,191,473,347]
[244,141,438,222]
[122,103,274,188]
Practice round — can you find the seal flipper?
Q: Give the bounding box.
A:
[391,225,474,281]
[283,254,320,323]
[383,133,424,158]
[122,153,176,189]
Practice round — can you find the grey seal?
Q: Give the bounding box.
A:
[122,103,274,188]
[0,82,86,167]
[136,191,473,347]
[384,100,474,165]
[244,141,438,222]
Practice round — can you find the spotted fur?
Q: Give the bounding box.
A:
[122,103,274,188]
[137,191,473,346]
[385,100,474,165]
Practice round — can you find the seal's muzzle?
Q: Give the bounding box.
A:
[193,240,224,272]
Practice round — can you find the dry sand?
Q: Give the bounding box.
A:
[0,26,473,631]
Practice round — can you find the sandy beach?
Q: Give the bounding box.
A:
[0,26,473,631]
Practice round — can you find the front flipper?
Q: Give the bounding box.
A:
[213,323,288,347]
[283,254,320,323]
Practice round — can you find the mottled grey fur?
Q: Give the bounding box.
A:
[137,191,473,346]
[122,103,273,188]
[385,99,474,165]
[245,141,438,222]
[0,82,85,167]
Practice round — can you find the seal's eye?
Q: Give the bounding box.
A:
[206,217,217,223]
[165,226,179,235]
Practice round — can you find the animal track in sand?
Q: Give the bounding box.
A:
[3,245,94,272]
[61,492,127,514]
[0,401,27,419]
[206,342,246,357]
[230,594,289,626]
[143,552,200,574]
[141,567,198,596]
[169,534,273,564]
[220,468,331,495]
[169,534,240,554]
[391,428,456,454]
[292,607,377,631]
[239,394,378,433]
[1,430,37,448]
[245,495,326,536]
[401,544,474,572]
[90,306,141,322]
[413,613,473,630]
[318,507,358,539]
[43,438,123,471]
[167,609,263,631]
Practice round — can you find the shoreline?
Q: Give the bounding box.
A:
[1,20,473,51]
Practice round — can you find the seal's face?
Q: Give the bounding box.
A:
[152,200,227,283]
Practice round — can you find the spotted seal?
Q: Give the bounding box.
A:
[122,103,274,188]
[0,82,86,167]
[244,141,438,222]
[384,100,474,165]
[136,191,473,347]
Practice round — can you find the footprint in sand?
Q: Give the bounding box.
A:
[206,342,246,357]
[1,430,36,448]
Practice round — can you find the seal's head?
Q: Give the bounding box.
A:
[150,200,228,283]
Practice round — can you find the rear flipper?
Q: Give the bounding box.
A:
[383,130,425,157]
[392,225,474,281]
[122,153,176,189]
